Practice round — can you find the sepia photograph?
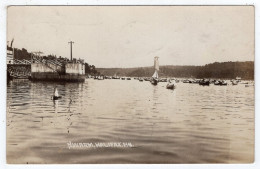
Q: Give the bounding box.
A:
[6,5,255,164]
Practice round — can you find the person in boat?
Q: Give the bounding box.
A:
[166,79,175,89]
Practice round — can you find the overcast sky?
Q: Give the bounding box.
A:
[7,6,254,68]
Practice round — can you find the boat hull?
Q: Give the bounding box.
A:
[52,96,62,100]
[199,81,210,86]
[150,79,158,85]
[166,84,175,89]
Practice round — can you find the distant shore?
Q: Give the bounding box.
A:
[97,61,254,80]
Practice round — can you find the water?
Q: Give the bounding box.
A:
[6,79,254,164]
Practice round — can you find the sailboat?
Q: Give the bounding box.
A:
[52,87,62,100]
[151,56,159,85]
[112,73,120,79]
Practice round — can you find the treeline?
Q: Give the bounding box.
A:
[97,61,254,80]
[12,47,99,75]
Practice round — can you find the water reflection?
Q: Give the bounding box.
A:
[6,79,254,164]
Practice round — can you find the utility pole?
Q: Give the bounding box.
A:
[68,41,74,61]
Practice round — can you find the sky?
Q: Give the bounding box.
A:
[7,6,254,68]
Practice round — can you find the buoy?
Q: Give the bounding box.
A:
[52,87,62,100]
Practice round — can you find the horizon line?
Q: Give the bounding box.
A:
[96,60,254,69]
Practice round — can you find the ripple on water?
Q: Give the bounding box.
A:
[6,79,254,164]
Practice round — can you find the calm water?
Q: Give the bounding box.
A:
[6,79,254,164]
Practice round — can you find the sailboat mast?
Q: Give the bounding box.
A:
[154,56,159,71]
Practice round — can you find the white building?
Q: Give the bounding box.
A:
[7,48,14,64]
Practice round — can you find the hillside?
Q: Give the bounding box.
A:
[97,61,254,80]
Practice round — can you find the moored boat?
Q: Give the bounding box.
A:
[166,80,175,89]
[166,83,175,89]
[139,78,144,82]
[112,74,120,79]
[98,76,104,80]
[183,79,190,83]
[214,80,220,85]
[199,79,210,86]
[220,80,227,86]
[159,78,167,82]
[232,80,238,85]
[190,79,199,84]
[214,80,228,86]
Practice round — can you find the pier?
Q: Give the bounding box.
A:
[7,42,86,82]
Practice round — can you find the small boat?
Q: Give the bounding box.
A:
[52,87,62,100]
[104,76,111,79]
[139,78,144,82]
[192,79,200,84]
[151,78,158,85]
[199,79,210,86]
[98,76,104,80]
[127,77,131,80]
[219,80,227,86]
[188,79,193,83]
[214,80,227,86]
[159,78,167,82]
[150,56,159,86]
[240,81,249,84]
[166,83,175,89]
[121,77,125,80]
[112,74,120,79]
[214,80,220,85]
[232,80,238,85]
[166,80,175,89]
[183,79,191,83]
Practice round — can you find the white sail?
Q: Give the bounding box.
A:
[154,56,159,71]
[152,70,159,79]
[54,87,59,97]
[113,73,118,78]
[152,56,159,79]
